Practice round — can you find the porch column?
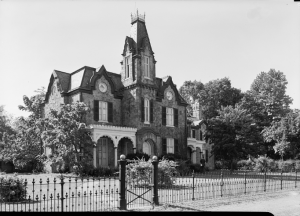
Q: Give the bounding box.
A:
[114,147,118,167]
[93,145,97,168]
[192,151,196,164]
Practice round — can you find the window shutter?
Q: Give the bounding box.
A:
[162,106,166,126]
[205,150,208,162]
[108,102,113,123]
[150,100,154,123]
[94,100,99,121]
[141,97,144,122]
[200,131,203,141]
[162,138,167,155]
[174,139,179,155]
[174,108,178,127]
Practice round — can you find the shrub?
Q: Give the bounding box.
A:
[237,159,255,171]
[190,164,202,173]
[158,153,182,161]
[253,156,276,172]
[126,152,150,162]
[0,174,26,202]
[126,157,178,187]
[175,159,192,175]
[276,160,300,172]
[88,167,118,177]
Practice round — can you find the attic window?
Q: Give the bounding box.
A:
[125,56,131,79]
[144,56,150,78]
[70,69,85,90]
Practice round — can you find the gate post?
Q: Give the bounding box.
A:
[118,154,127,210]
[280,169,283,190]
[60,175,64,212]
[244,172,247,195]
[295,170,297,188]
[264,170,267,192]
[152,156,159,206]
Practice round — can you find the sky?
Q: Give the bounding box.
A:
[0,0,299,118]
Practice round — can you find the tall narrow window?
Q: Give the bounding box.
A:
[200,130,203,141]
[144,98,150,123]
[167,138,174,154]
[99,101,107,121]
[144,56,150,78]
[125,56,130,79]
[166,107,174,126]
[192,129,196,138]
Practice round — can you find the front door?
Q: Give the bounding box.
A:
[98,138,108,167]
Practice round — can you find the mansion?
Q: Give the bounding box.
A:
[43,12,214,170]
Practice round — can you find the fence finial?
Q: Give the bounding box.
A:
[120,154,126,160]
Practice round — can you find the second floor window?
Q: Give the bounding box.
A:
[144,56,150,78]
[94,100,113,123]
[99,101,107,121]
[166,107,174,126]
[192,129,196,138]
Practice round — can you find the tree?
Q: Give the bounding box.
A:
[205,104,258,171]
[179,80,204,116]
[0,106,15,141]
[41,102,94,173]
[239,69,293,158]
[0,88,46,170]
[262,109,300,160]
[199,77,243,119]
[179,78,243,119]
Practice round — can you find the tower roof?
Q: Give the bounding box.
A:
[127,10,154,55]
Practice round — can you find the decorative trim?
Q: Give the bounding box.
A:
[89,124,137,132]
[136,127,159,136]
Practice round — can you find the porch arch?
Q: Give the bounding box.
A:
[95,135,115,168]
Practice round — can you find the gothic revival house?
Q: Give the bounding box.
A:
[186,101,215,170]
[43,13,189,168]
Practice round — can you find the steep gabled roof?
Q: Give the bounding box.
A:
[122,36,136,56]
[158,76,188,106]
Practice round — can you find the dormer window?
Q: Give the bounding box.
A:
[144,56,150,78]
[125,56,131,79]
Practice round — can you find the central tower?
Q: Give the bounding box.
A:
[121,11,156,87]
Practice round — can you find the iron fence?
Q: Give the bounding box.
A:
[0,175,119,212]
[0,161,299,211]
[158,169,299,204]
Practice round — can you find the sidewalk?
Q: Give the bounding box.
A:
[128,189,300,215]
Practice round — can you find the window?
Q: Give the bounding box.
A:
[167,138,174,154]
[144,56,150,78]
[94,100,113,122]
[99,101,107,122]
[125,56,130,79]
[200,130,203,141]
[144,98,150,123]
[143,141,151,155]
[192,129,196,138]
[166,107,174,126]
[205,150,208,162]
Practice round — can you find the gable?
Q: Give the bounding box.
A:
[159,76,188,107]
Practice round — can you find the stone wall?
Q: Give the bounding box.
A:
[82,76,122,126]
